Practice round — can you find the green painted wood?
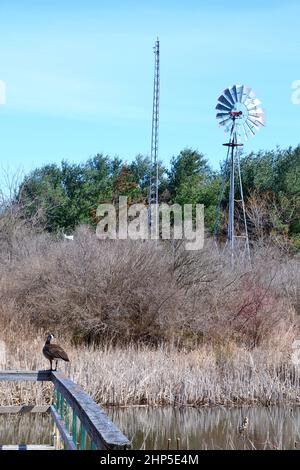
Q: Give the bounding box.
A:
[60,395,64,420]
[72,409,78,447]
[50,406,77,450]
[65,401,70,431]
[80,422,86,450]
[51,372,130,450]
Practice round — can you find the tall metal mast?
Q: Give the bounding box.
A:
[148,38,160,235]
[223,121,249,257]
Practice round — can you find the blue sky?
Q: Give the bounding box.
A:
[0,0,300,176]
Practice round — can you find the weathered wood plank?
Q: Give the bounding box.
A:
[0,405,50,414]
[51,372,131,450]
[50,405,77,450]
[0,370,52,382]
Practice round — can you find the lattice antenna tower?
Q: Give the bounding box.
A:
[214,85,265,262]
[148,38,160,235]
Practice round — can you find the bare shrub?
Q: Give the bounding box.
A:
[0,227,187,343]
[0,220,299,347]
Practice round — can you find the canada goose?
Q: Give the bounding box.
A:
[43,334,70,371]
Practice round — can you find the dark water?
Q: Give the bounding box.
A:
[0,413,53,445]
[107,406,300,450]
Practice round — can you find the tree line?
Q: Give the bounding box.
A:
[17,146,300,250]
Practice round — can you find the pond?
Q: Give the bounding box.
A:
[1,407,299,450]
[107,406,300,450]
[0,413,53,446]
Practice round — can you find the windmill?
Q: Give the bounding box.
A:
[214,85,265,261]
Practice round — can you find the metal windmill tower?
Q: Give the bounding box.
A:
[148,38,160,235]
[214,85,265,261]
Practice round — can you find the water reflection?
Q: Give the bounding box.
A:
[0,413,53,445]
[1,407,299,450]
[108,406,300,450]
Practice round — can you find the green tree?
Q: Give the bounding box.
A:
[239,146,300,244]
[168,148,211,202]
[167,148,218,230]
[129,154,167,200]
[20,164,68,231]
[19,155,118,232]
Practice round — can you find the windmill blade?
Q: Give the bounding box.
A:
[240,124,249,141]
[246,100,262,112]
[245,123,254,140]
[231,85,238,103]
[252,116,265,127]
[241,86,250,103]
[216,112,230,119]
[219,117,232,127]
[216,102,232,112]
[245,120,256,136]
[249,112,264,121]
[236,85,244,102]
[217,95,233,109]
[248,107,263,116]
[241,86,253,103]
[247,117,261,129]
[247,89,256,101]
[249,119,264,128]
[249,109,264,119]
[224,88,236,105]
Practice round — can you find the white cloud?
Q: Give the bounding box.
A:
[0,80,6,105]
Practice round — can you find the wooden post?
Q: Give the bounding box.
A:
[53,423,57,450]
[167,438,171,450]
[55,423,60,450]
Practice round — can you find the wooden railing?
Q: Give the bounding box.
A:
[0,370,131,450]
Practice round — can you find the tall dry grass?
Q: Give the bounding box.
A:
[0,329,299,407]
